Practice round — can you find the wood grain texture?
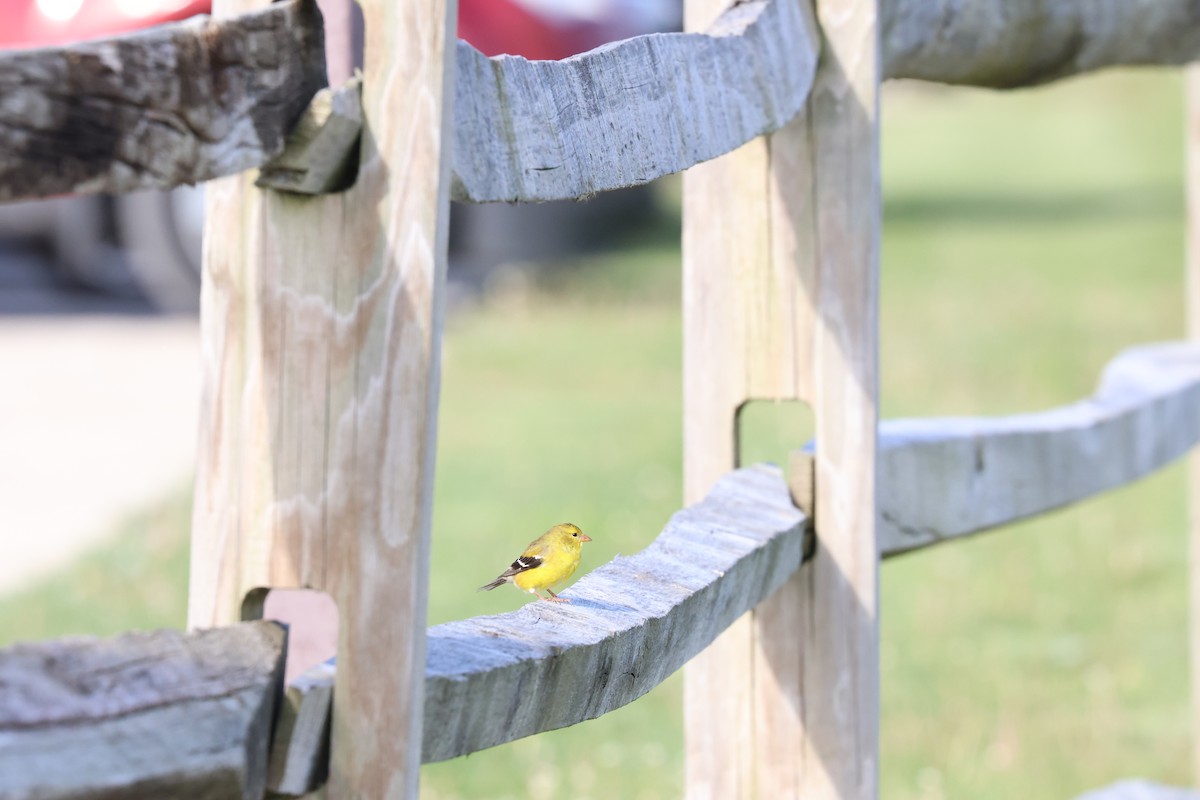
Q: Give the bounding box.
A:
[874,342,1200,555]
[0,0,326,202]
[451,0,818,203]
[187,0,455,796]
[682,0,880,796]
[882,0,1200,88]
[0,622,285,800]
[1186,65,1200,790]
[258,466,806,792]
[256,76,363,195]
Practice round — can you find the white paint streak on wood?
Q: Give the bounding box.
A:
[0,623,285,800]
[188,0,455,796]
[876,343,1200,556]
[450,0,819,203]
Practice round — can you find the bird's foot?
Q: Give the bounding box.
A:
[540,594,570,603]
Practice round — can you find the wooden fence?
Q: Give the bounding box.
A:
[3,0,1200,797]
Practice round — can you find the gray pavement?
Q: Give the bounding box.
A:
[0,240,199,594]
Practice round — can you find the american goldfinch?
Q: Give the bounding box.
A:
[478,523,592,603]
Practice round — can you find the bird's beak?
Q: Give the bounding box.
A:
[579,533,592,542]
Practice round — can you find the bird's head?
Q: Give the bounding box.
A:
[553,523,591,547]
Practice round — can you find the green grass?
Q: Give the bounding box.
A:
[0,491,192,644]
[1,67,1194,799]
[881,71,1191,800]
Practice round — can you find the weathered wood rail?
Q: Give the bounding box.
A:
[259,343,1200,793]
[0,623,285,800]
[450,0,819,203]
[882,0,1200,88]
[6,336,1200,797]
[877,342,1200,555]
[3,0,1200,797]
[5,0,1200,202]
[0,0,326,201]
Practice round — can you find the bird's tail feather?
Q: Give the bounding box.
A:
[478,577,506,592]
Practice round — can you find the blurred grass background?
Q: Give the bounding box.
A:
[0,69,1192,799]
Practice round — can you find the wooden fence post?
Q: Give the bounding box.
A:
[682,0,880,797]
[1187,65,1200,789]
[187,0,457,796]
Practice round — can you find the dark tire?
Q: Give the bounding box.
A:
[115,187,204,313]
[50,195,136,296]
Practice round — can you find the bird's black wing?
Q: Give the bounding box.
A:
[478,542,551,591]
[496,553,544,579]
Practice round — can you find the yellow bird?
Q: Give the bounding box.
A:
[478,523,592,603]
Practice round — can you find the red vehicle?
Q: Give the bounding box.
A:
[0,0,677,309]
[3,0,207,49]
[0,0,213,310]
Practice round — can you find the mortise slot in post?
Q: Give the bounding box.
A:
[243,588,339,684]
[737,399,817,561]
[735,399,815,470]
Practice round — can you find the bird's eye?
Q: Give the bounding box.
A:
[572,532,578,537]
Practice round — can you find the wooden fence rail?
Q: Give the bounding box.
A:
[877,342,1200,555]
[6,342,1197,798]
[263,343,1200,793]
[5,0,1200,203]
[0,0,326,201]
[3,0,1200,798]
[0,623,285,800]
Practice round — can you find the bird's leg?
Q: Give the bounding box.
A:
[544,589,570,604]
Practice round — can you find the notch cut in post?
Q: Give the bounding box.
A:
[738,399,817,558]
[244,588,339,684]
